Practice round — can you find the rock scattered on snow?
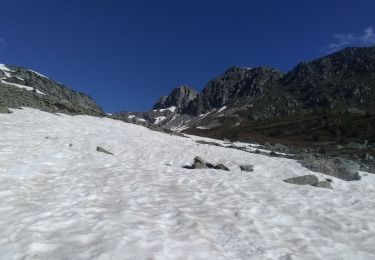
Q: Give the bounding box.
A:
[283,175,319,186]
[96,146,114,155]
[284,175,332,189]
[315,181,332,189]
[239,165,254,172]
[183,156,229,171]
[215,164,230,171]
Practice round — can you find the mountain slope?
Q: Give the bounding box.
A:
[1,108,375,259]
[0,64,104,115]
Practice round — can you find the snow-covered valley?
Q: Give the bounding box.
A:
[0,108,375,259]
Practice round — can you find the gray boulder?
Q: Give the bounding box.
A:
[193,161,208,169]
[284,175,332,189]
[239,165,254,172]
[96,146,114,155]
[215,164,230,171]
[194,156,206,165]
[315,181,332,189]
[184,156,229,171]
[283,175,319,186]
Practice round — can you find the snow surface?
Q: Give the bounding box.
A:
[0,108,375,259]
[0,64,11,72]
[0,64,12,78]
[29,69,49,79]
[155,106,177,113]
[0,79,45,95]
[217,106,227,113]
[154,116,167,124]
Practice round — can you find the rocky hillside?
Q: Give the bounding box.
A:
[0,64,104,116]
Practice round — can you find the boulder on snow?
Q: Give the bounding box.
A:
[194,156,206,164]
[184,156,229,171]
[193,156,208,169]
[300,157,361,181]
[239,165,254,172]
[215,164,230,171]
[96,146,114,155]
[283,175,319,186]
[315,181,332,189]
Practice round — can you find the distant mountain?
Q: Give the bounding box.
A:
[114,46,375,150]
[0,64,104,115]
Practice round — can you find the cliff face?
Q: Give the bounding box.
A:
[153,85,198,112]
[183,66,284,116]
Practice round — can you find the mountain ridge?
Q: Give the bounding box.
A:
[0,63,104,116]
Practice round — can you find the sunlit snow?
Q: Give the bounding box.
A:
[0,79,45,95]
[0,108,374,259]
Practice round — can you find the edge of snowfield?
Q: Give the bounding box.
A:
[0,108,374,260]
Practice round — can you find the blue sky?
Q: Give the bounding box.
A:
[0,0,375,112]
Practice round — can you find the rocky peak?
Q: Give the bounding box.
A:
[285,46,375,83]
[153,85,198,112]
[183,66,284,116]
[282,46,375,111]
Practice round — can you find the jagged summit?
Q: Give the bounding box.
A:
[153,85,198,112]
[183,66,284,116]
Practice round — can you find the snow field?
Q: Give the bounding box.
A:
[0,108,374,259]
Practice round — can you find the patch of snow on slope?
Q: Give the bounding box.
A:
[217,106,227,113]
[0,64,12,78]
[0,79,45,95]
[154,116,167,124]
[29,69,49,79]
[127,114,135,119]
[160,106,176,112]
[0,108,375,259]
